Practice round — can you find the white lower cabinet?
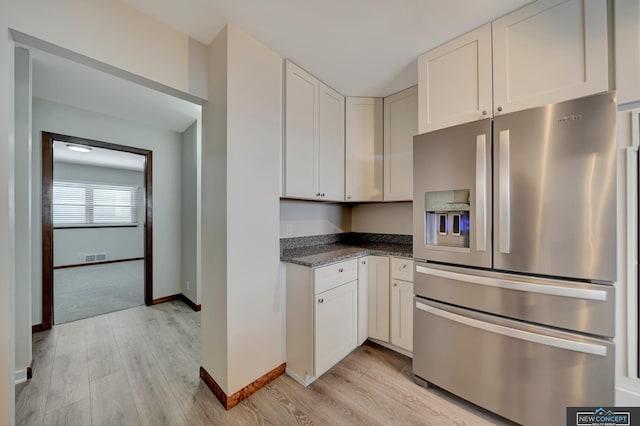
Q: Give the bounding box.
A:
[357,257,369,345]
[367,256,390,342]
[390,279,414,352]
[315,281,358,377]
[285,259,358,386]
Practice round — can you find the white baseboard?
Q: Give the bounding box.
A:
[368,338,413,358]
[285,368,315,387]
[14,369,27,384]
[616,386,640,406]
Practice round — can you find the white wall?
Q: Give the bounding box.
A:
[32,97,182,323]
[279,200,351,238]
[351,202,413,235]
[6,0,207,100]
[2,22,17,425]
[181,121,198,304]
[201,24,283,396]
[14,46,31,384]
[52,162,144,267]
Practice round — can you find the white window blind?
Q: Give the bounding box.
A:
[53,180,139,227]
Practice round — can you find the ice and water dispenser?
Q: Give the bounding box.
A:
[424,189,470,249]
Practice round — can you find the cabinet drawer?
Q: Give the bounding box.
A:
[391,257,413,281]
[314,259,358,294]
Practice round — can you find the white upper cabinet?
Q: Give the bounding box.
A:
[418,24,492,133]
[383,86,418,201]
[418,0,608,132]
[318,83,345,201]
[284,60,345,202]
[285,61,318,198]
[615,0,640,104]
[492,0,608,115]
[345,97,383,202]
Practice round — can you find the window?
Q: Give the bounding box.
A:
[53,180,139,227]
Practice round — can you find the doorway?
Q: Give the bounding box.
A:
[41,132,153,328]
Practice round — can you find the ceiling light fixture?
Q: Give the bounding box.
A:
[66,144,92,153]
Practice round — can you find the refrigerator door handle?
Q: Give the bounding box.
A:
[415,301,607,356]
[475,134,487,252]
[415,265,608,301]
[499,129,511,253]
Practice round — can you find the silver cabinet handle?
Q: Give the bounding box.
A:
[400,264,407,270]
[482,109,488,116]
[316,192,320,196]
[497,106,503,112]
[499,130,510,254]
[393,282,398,287]
[362,260,366,265]
[415,301,607,356]
[321,193,325,197]
[338,268,343,273]
[318,298,324,304]
[347,195,352,200]
[415,266,607,301]
[475,134,487,252]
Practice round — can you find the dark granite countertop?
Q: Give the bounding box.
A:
[281,239,413,267]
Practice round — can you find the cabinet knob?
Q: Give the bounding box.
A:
[316,192,321,196]
[347,195,352,200]
[401,264,407,270]
[318,298,324,304]
[482,109,488,116]
[393,283,398,287]
[497,106,503,112]
[321,193,325,197]
[338,268,343,273]
[362,260,366,265]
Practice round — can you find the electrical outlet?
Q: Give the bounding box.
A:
[286,224,293,237]
[186,280,190,291]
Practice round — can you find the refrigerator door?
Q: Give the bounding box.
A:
[493,91,617,282]
[413,118,492,268]
[413,298,614,426]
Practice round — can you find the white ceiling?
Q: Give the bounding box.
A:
[123,0,532,96]
[53,140,146,171]
[31,48,201,133]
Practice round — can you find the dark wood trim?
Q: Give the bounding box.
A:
[41,132,154,329]
[200,363,286,410]
[54,225,139,230]
[42,133,54,330]
[54,257,144,270]
[26,360,34,380]
[31,324,46,333]
[152,294,180,305]
[179,294,201,312]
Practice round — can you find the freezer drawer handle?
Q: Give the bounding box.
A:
[499,130,510,254]
[415,266,607,301]
[415,301,607,357]
[475,134,487,252]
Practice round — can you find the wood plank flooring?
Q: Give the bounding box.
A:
[16,301,512,426]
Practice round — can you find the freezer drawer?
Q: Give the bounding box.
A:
[414,264,614,337]
[413,299,614,426]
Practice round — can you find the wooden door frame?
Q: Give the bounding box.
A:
[41,132,153,330]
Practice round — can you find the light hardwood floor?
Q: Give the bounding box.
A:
[16,301,512,426]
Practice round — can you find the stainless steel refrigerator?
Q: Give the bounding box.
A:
[412,91,617,426]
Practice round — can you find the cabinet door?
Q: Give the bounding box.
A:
[315,281,358,377]
[492,0,608,115]
[367,256,389,342]
[384,86,418,201]
[345,97,383,202]
[284,60,319,199]
[357,257,369,345]
[390,280,414,352]
[417,24,492,133]
[318,83,345,201]
[615,0,640,104]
